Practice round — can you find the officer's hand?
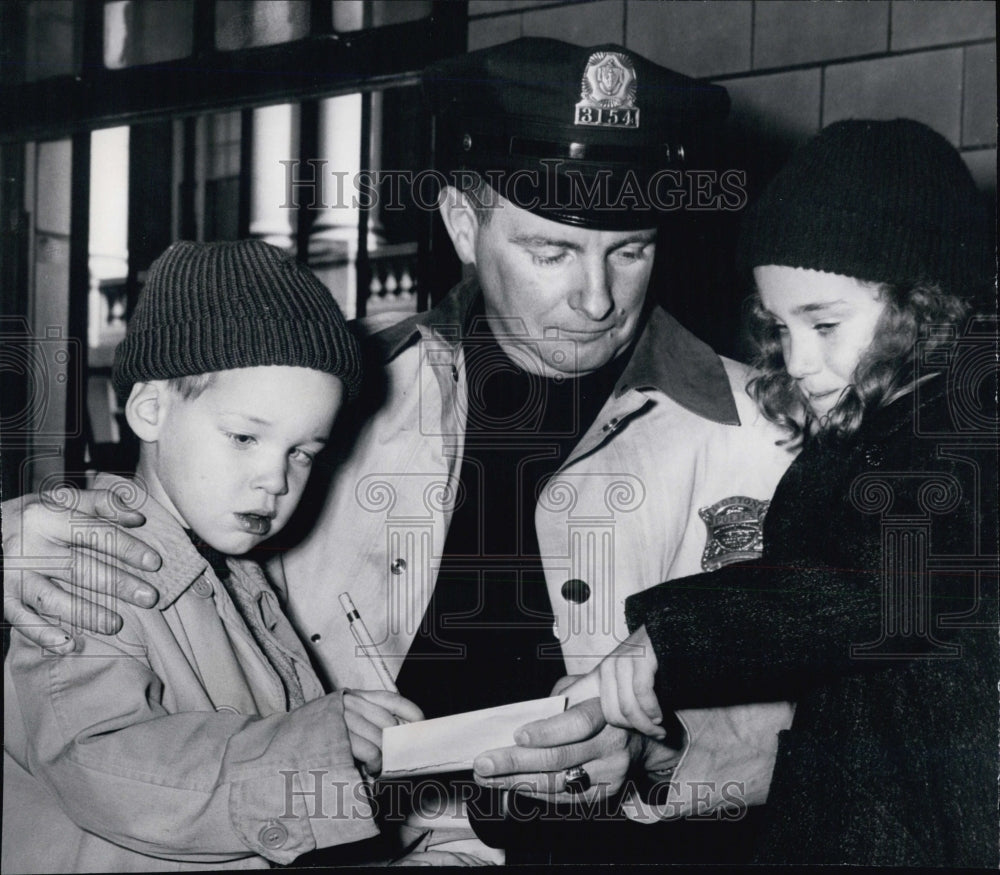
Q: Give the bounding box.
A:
[472,697,645,803]
[343,689,424,776]
[3,490,161,652]
[564,626,664,739]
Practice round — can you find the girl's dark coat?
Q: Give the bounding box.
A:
[627,375,998,866]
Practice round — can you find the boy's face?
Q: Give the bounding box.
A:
[140,366,343,554]
[754,265,887,420]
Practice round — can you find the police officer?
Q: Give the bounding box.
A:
[5,39,796,864]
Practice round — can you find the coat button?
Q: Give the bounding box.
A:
[192,578,214,598]
[390,558,407,575]
[258,822,288,849]
[601,417,620,433]
[865,446,883,466]
[561,579,591,604]
[451,365,459,382]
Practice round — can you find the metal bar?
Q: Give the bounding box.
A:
[237,108,253,238]
[78,0,103,74]
[192,0,217,58]
[1,1,27,88]
[421,106,463,308]
[0,140,30,500]
[354,89,372,319]
[295,99,319,262]
[415,100,435,313]
[179,117,198,239]
[421,1,466,309]
[309,0,334,37]
[66,129,90,485]
[2,12,463,144]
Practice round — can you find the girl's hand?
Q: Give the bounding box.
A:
[343,689,423,775]
[563,625,664,739]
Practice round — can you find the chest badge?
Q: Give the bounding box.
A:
[699,496,770,571]
[575,51,640,129]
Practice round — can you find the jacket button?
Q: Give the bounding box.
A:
[390,558,407,575]
[865,446,883,466]
[601,417,620,433]
[192,578,214,598]
[561,579,591,604]
[258,822,288,849]
[451,365,459,382]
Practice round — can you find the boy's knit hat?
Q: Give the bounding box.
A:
[113,240,362,401]
[739,118,995,295]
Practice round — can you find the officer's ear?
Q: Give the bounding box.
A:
[437,185,479,265]
[124,381,170,443]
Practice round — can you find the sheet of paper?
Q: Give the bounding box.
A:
[380,696,567,778]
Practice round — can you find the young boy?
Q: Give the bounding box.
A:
[3,240,423,872]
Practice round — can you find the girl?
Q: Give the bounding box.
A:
[573,119,997,866]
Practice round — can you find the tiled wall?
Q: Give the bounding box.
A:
[468,0,997,193]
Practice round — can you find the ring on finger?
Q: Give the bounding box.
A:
[563,765,591,794]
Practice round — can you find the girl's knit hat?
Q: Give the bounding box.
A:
[739,118,994,295]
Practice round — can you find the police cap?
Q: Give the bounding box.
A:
[424,37,730,230]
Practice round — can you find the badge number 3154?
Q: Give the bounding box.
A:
[575,106,640,128]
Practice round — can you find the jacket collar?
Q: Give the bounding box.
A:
[373,278,740,426]
[92,473,221,610]
[615,306,740,425]
[374,275,480,359]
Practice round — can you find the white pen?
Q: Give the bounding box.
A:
[338,593,398,694]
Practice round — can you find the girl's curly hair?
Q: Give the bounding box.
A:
[746,282,970,444]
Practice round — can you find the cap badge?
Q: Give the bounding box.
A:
[699,496,770,571]
[575,51,639,129]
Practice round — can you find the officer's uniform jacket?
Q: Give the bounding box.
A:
[277,279,798,818]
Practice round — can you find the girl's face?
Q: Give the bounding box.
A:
[754,265,887,420]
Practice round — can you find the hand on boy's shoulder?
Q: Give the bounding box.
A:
[3,486,161,653]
